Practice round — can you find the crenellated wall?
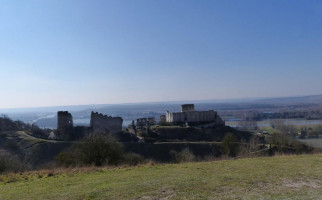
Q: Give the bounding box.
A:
[90,111,123,133]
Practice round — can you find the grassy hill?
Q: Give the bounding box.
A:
[1,154,322,199]
[0,131,72,166]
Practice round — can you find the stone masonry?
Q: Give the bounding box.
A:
[57,111,73,130]
[166,104,224,125]
[90,111,123,133]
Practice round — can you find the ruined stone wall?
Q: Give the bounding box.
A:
[136,118,148,127]
[136,117,156,127]
[57,111,73,130]
[160,115,166,123]
[147,117,156,125]
[90,112,123,133]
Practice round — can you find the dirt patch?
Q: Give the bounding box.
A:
[159,189,175,200]
[283,179,322,189]
[136,189,175,200]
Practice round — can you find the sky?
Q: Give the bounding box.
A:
[1,0,322,109]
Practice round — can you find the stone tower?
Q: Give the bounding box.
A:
[181,104,195,112]
[57,111,73,130]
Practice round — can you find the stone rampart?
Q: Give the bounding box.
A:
[90,111,123,133]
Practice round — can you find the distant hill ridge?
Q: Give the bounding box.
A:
[1,94,322,113]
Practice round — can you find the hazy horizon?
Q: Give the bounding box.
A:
[1,1,322,108]
[1,93,322,111]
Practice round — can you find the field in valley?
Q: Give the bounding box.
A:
[1,154,322,200]
[298,138,322,148]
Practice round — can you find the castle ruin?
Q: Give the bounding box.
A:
[136,117,156,128]
[160,115,166,123]
[166,104,224,126]
[90,111,123,133]
[57,111,73,130]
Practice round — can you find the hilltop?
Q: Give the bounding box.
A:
[1,154,322,199]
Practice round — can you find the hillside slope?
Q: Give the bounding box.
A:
[1,154,322,199]
[0,131,72,166]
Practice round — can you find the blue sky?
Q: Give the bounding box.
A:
[1,0,322,108]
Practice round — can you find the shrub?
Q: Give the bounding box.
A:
[55,152,77,167]
[222,133,239,157]
[122,153,144,166]
[0,151,25,174]
[56,133,124,167]
[2,140,20,152]
[170,148,196,163]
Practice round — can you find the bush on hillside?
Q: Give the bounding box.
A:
[268,133,313,155]
[30,125,50,139]
[56,133,144,167]
[114,131,139,142]
[222,133,239,157]
[2,140,20,152]
[78,133,123,166]
[122,152,145,166]
[170,148,196,163]
[0,151,25,174]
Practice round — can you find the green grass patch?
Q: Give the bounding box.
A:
[1,154,322,199]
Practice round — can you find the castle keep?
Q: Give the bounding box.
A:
[90,111,123,133]
[57,111,73,130]
[166,104,224,125]
[181,104,195,112]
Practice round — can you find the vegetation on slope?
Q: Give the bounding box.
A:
[0,116,50,138]
[0,131,72,172]
[56,133,143,167]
